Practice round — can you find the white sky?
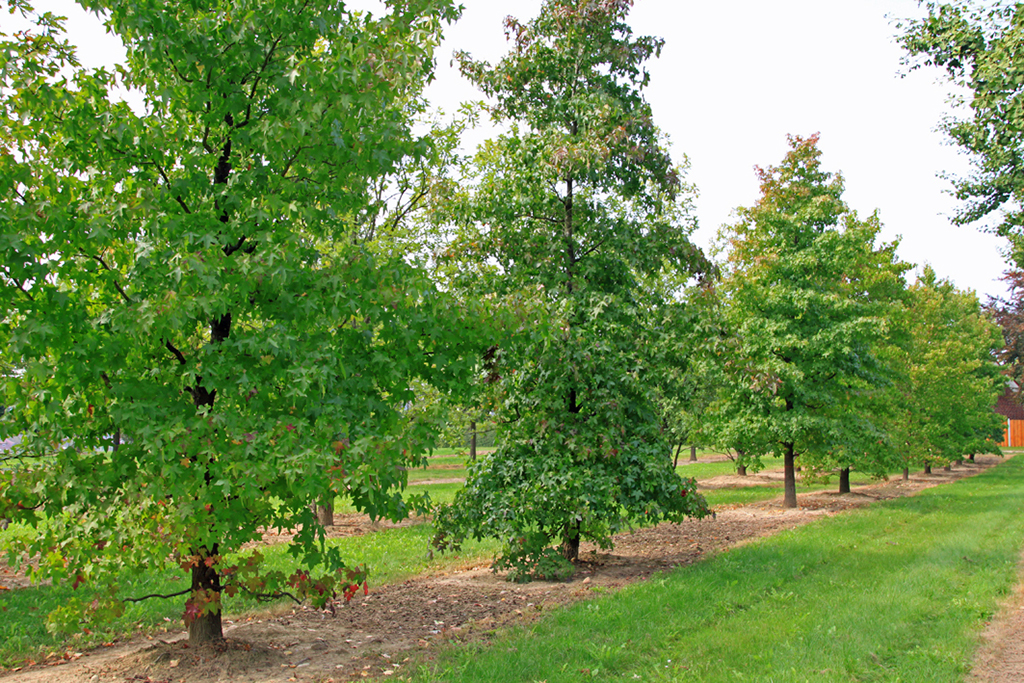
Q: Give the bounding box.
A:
[15,0,1012,300]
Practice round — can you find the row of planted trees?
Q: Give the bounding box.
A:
[428,9,1006,575]
[669,135,1007,510]
[0,0,1007,643]
[434,131,1006,578]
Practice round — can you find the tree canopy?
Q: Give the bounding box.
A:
[0,0,483,642]
[900,1,1024,264]
[712,134,910,507]
[432,0,710,578]
[893,267,1005,468]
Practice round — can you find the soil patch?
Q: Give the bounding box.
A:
[0,455,1005,683]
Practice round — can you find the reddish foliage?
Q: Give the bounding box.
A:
[986,269,1024,383]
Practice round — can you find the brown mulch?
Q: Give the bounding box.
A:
[0,455,1011,683]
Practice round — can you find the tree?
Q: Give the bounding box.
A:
[891,267,1005,471]
[655,282,723,467]
[713,134,910,508]
[985,269,1024,385]
[0,0,478,643]
[432,0,710,578]
[900,1,1024,264]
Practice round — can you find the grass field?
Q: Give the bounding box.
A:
[0,449,1013,672]
[409,455,1024,683]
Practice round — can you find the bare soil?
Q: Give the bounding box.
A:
[0,456,1012,683]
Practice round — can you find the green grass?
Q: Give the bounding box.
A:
[2,452,1010,671]
[702,486,787,508]
[427,447,495,459]
[675,457,752,479]
[0,519,500,667]
[0,476,500,668]
[408,456,470,483]
[406,481,465,506]
[411,455,1024,683]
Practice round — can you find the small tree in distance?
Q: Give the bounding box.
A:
[713,134,910,508]
[894,267,1005,470]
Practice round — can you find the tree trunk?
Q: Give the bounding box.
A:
[783,443,797,508]
[561,521,580,562]
[838,467,851,494]
[923,463,931,474]
[737,463,747,476]
[315,498,334,527]
[469,420,477,462]
[943,463,951,472]
[689,445,697,462]
[969,453,976,462]
[184,130,236,646]
[673,443,683,468]
[902,467,909,481]
[188,547,223,643]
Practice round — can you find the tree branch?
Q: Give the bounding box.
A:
[85,252,133,304]
[281,146,309,179]
[10,276,35,302]
[149,161,192,214]
[201,125,213,154]
[239,33,287,127]
[386,187,431,234]
[165,340,187,365]
[579,235,609,259]
[123,588,192,604]
[224,235,248,256]
[163,50,195,83]
[234,584,302,604]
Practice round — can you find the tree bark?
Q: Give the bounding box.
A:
[737,463,747,476]
[315,498,334,527]
[689,445,697,462]
[673,443,682,468]
[923,463,932,474]
[943,463,951,472]
[902,467,909,481]
[561,520,580,562]
[188,547,223,644]
[969,453,976,462]
[838,467,851,494]
[469,420,477,462]
[783,442,797,508]
[184,123,239,645]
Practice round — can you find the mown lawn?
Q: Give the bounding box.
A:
[0,450,1005,671]
[410,455,1024,682]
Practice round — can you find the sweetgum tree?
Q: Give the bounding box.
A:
[713,135,909,508]
[0,0,478,643]
[900,1,1024,265]
[433,0,711,578]
[889,267,1004,470]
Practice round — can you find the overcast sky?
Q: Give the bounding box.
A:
[20,0,1013,300]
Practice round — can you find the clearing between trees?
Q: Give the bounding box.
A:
[0,455,1016,683]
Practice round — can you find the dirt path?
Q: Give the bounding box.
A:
[0,456,1009,683]
[970,546,1024,683]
